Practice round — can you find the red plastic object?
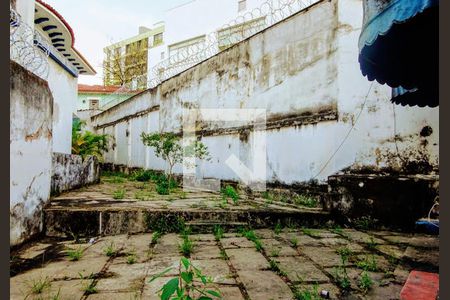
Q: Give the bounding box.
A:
[400,270,439,300]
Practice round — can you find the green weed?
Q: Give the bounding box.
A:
[213,225,224,241]
[359,271,373,293]
[66,246,83,261]
[221,185,239,204]
[112,189,126,199]
[103,242,119,257]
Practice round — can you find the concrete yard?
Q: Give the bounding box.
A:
[10,227,438,300]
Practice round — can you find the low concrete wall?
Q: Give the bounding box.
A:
[50,153,100,195]
[10,61,53,246]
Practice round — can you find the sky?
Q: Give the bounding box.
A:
[44,0,189,85]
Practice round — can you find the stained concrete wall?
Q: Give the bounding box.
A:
[51,153,100,195]
[92,0,439,186]
[10,61,53,246]
[47,58,78,154]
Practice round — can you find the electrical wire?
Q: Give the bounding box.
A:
[312,82,374,179]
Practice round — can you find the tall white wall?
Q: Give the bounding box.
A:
[93,0,439,185]
[47,58,78,154]
[10,61,54,246]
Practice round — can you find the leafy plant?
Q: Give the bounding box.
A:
[72,119,109,161]
[66,246,83,261]
[179,236,195,257]
[333,266,351,290]
[113,188,126,199]
[336,247,353,263]
[359,271,373,293]
[103,242,119,257]
[293,284,320,300]
[130,169,156,182]
[213,225,224,241]
[141,132,210,194]
[220,185,239,204]
[356,255,379,272]
[148,257,221,300]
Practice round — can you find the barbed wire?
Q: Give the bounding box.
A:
[147,0,318,88]
[10,7,50,79]
[99,0,318,111]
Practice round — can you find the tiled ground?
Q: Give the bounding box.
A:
[10,228,438,300]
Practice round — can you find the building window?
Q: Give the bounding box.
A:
[89,98,99,110]
[154,33,163,46]
[238,0,246,12]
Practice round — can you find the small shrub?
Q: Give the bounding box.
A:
[66,246,83,261]
[103,242,119,257]
[213,225,224,241]
[112,189,126,199]
[130,169,155,182]
[221,185,239,204]
[359,271,373,293]
[148,257,221,300]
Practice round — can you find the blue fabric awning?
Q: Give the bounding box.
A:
[358,0,438,107]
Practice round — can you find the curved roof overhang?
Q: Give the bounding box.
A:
[34,0,96,76]
[358,0,438,107]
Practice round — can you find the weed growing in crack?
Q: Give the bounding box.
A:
[269,259,287,277]
[270,248,280,257]
[103,242,119,257]
[302,228,320,238]
[179,235,194,257]
[66,246,83,261]
[290,237,299,247]
[274,221,283,235]
[240,228,263,252]
[220,249,228,260]
[336,247,353,262]
[213,225,224,241]
[366,237,377,250]
[330,225,343,235]
[149,257,221,299]
[151,231,162,244]
[333,246,352,290]
[126,251,138,264]
[112,188,126,199]
[356,255,379,272]
[293,284,320,300]
[221,185,239,205]
[81,279,97,295]
[27,276,51,294]
[359,271,373,293]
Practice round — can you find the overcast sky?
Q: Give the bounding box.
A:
[45,0,188,85]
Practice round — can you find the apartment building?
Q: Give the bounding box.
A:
[103,24,164,90]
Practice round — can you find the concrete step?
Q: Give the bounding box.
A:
[43,205,331,239]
